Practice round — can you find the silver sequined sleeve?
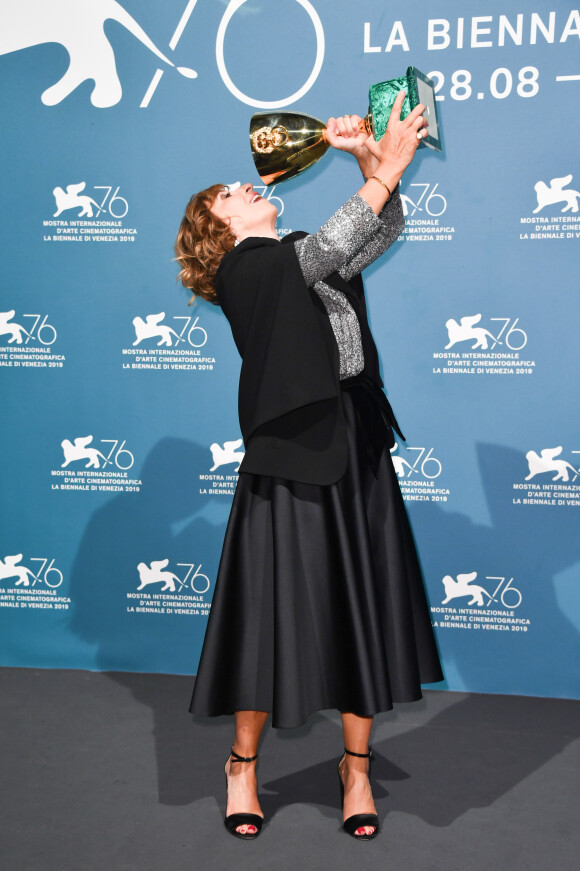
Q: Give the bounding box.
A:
[294,193,381,287]
[293,189,405,380]
[294,189,404,287]
[339,186,405,283]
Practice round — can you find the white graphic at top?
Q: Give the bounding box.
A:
[445,315,494,350]
[0,554,35,587]
[61,436,106,469]
[210,439,245,472]
[137,559,180,592]
[216,0,324,109]
[2,1,324,110]
[525,447,578,482]
[0,311,32,344]
[0,0,196,107]
[533,175,580,214]
[442,572,490,607]
[53,182,99,218]
[133,314,180,347]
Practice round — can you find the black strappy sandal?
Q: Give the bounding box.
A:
[338,747,379,840]
[224,748,264,840]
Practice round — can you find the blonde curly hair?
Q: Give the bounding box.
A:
[175,184,236,305]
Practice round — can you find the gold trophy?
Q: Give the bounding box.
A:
[250,67,441,185]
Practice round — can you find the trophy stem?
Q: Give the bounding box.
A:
[322,112,375,142]
[320,114,374,142]
[360,114,374,136]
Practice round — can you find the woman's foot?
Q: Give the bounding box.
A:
[338,752,378,837]
[224,751,264,836]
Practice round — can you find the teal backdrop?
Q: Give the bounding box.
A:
[1,0,579,699]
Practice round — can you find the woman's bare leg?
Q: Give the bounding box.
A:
[339,713,377,836]
[225,710,269,835]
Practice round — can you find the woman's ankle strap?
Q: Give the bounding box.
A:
[230,747,258,763]
[344,747,372,758]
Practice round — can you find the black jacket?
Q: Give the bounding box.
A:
[216,232,389,485]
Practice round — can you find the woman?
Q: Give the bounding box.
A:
[175,92,443,841]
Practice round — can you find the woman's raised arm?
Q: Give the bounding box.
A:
[294,193,384,287]
[327,90,428,215]
[294,93,427,286]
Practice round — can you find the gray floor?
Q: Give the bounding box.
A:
[1,668,579,871]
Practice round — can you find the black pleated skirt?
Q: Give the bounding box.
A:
[190,386,443,728]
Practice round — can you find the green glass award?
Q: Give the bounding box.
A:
[250,66,441,185]
[369,67,440,147]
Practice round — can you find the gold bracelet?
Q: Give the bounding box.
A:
[369,175,392,200]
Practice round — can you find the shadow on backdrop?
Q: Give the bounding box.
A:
[68,434,227,678]
[408,441,580,697]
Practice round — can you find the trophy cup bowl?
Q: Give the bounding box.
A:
[249,112,354,185]
[250,67,441,185]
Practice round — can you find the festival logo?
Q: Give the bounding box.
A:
[519,172,580,240]
[53,182,100,218]
[0,553,71,611]
[137,560,181,592]
[215,0,324,109]
[127,557,213,617]
[133,314,182,348]
[1,554,41,587]
[533,175,580,215]
[199,438,243,497]
[50,436,141,493]
[0,309,65,368]
[525,447,578,483]
[513,445,580,508]
[0,0,196,107]
[43,181,137,244]
[1,310,36,344]
[61,436,107,470]
[445,314,496,350]
[210,439,245,473]
[1,0,323,110]
[431,570,531,633]
[121,312,215,372]
[60,436,133,470]
[442,571,491,607]
[432,314,535,376]
[399,183,455,242]
[391,442,450,503]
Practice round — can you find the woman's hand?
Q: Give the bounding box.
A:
[367,91,429,173]
[325,114,380,178]
[326,115,369,155]
[357,93,429,216]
